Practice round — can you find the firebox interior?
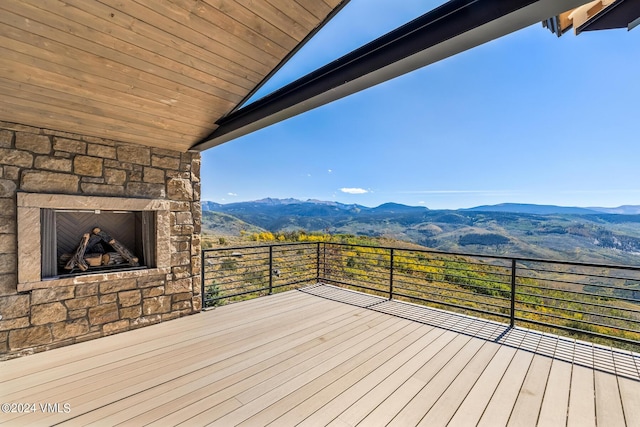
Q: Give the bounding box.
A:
[40,209,157,279]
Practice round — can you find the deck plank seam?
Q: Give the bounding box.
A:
[383,335,483,426]
[231,315,407,405]
[446,344,518,426]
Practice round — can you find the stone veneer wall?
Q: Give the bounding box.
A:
[0,121,202,359]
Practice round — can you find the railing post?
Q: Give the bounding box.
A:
[510,258,516,327]
[322,242,328,281]
[201,249,206,310]
[316,242,321,281]
[389,248,394,300]
[268,245,273,295]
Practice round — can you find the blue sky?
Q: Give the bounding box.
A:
[201,0,640,210]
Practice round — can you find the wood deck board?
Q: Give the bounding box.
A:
[54,303,369,425]
[62,305,367,425]
[319,331,465,427]
[619,377,640,426]
[291,328,454,427]
[65,307,368,425]
[417,338,503,426]
[204,318,412,426]
[386,337,490,427]
[594,370,626,427]
[239,323,428,426]
[2,291,330,388]
[1,284,638,427]
[1,290,309,376]
[537,358,573,427]
[470,332,537,427]
[447,344,519,426]
[5,302,355,423]
[507,354,554,427]
[567,364,597,427]
[118,312,391,425]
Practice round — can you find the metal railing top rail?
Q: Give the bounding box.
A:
[203,241,320,252]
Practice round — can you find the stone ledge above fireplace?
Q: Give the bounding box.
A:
[17,193,171,292]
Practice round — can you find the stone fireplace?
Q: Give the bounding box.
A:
[17,193,171,289]
[0,121,202,359]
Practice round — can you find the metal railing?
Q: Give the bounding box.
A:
[202,242,640,350]
[202,243,319,304]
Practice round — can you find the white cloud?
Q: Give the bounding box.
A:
[227,192,238,196]
[328,169,333,173]
[341,187,368,194]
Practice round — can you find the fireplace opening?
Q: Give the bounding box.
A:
[40,209,157,279]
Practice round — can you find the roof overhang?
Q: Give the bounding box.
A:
[193,0,593,151]
[542,0,640,35]
[575,0,640,33]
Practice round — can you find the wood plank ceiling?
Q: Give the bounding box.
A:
[0,0,345,152]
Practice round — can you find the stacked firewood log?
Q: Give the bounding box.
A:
[60,228,139,272]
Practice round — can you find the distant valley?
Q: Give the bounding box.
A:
[202,199,640,265]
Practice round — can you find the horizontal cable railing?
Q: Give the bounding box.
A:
[202,243,318,306]
[202,242,640,350]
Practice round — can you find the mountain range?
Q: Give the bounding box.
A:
[201,199,640,265]
[202,199,640,216]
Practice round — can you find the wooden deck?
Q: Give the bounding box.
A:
[1,284,639,426]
